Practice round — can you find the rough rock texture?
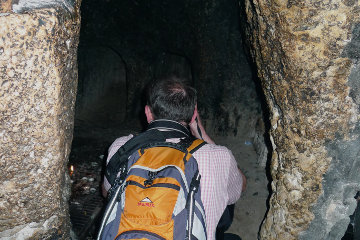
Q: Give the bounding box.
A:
[77,0,263,139]
[187,0,262,138]
[242,0,360,239]
[0,0,81,238]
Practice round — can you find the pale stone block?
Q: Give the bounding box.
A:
[0,1,81,238]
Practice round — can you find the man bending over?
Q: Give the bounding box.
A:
[103,76,246,239]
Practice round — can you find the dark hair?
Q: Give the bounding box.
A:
[147,76,197,123]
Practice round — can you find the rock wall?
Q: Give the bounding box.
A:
[77,0,263,139]
[76,46,127,128]
[0,0,81,239]
[242,0,360,239]
[187,0,261,138]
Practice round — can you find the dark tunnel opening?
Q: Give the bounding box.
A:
[68,0,272,239]
[1,0,360,239]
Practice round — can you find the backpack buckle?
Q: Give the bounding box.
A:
[108,167,127,199]
[190,171,201,193]
[144,179,153,186]
[144,171,157,187]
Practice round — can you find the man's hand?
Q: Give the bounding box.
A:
[239,167,247,192]
[189,105,215,144]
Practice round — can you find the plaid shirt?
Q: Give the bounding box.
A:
[103,134,243,240]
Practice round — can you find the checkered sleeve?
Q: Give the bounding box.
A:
[103,134,133,192]
[193,144,243,240]
[226,150,243,205]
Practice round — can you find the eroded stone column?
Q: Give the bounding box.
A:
[242,0,360,239]
[0,0,81,238]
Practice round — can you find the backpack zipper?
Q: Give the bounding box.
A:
[128,164,189,193]
[116,230,166,240]
[128,180,180,191]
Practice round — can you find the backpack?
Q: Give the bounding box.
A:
[97,120,207,240]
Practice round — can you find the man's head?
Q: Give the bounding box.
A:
[146,76,197,124]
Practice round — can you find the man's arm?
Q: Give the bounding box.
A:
[102,181,109,198]
[101,135,134,198]
[189,105,215,144]
[190,106,246,195]
[239,166,247,192]
[227,151,246,204]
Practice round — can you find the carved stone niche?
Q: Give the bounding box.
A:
[0,0,81,239]
[242,0,360,239]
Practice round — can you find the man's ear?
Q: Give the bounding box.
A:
[145,105,154,123]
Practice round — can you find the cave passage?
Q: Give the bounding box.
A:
[1,0,360,239]
[69,0,270,239]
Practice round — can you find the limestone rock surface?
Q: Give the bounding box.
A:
[0,1,81,238]
[242,0,360,239]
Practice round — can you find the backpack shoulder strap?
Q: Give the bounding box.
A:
[105,120,205,186]
[105,129,166,186]
[188,139,206,154]
[105,120,194,186]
